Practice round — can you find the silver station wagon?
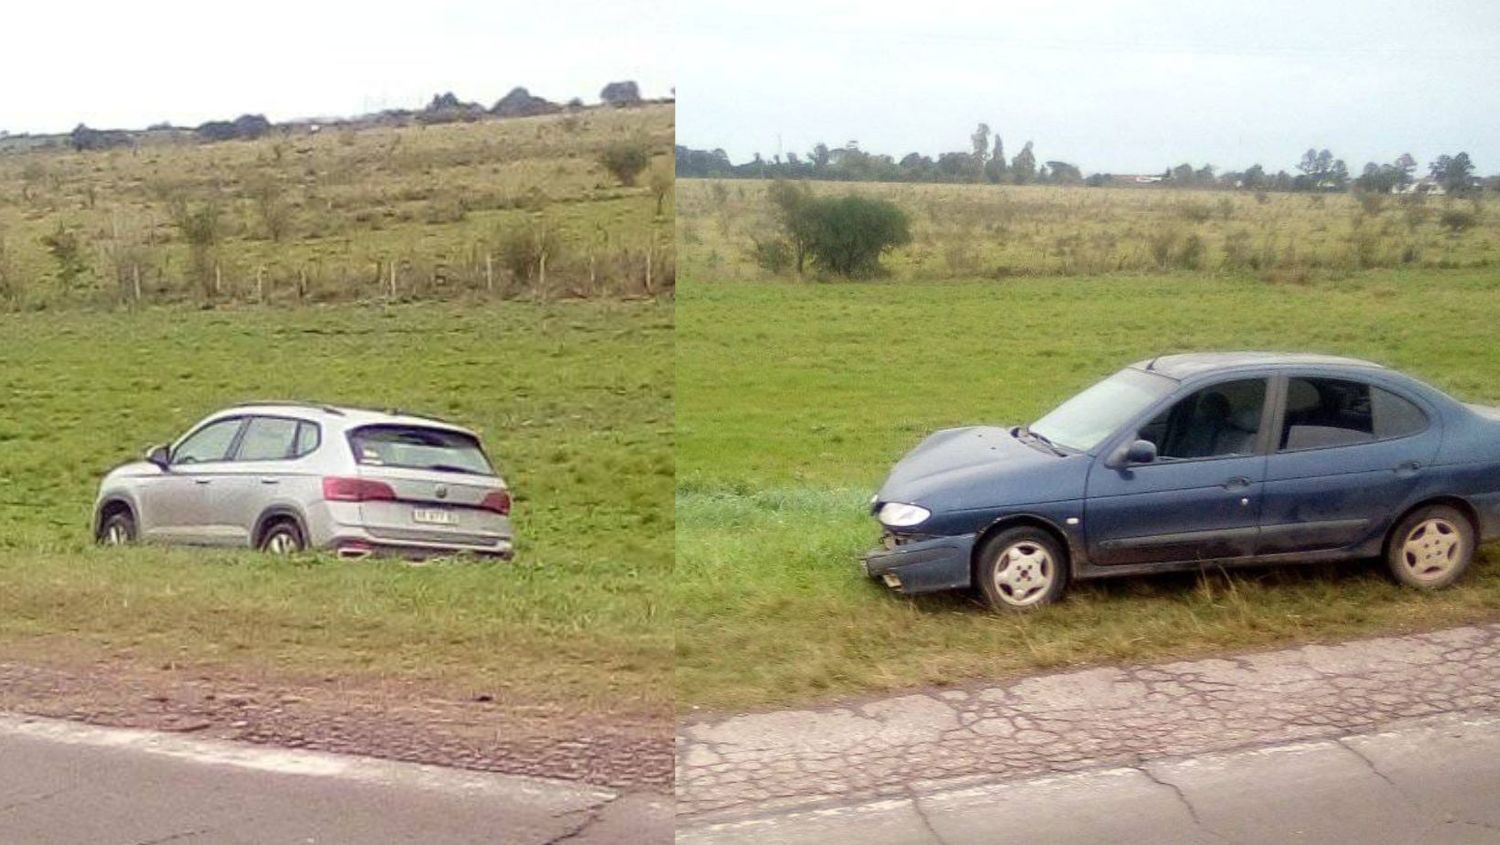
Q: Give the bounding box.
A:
[94,402,514,560]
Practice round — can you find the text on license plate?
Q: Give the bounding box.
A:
[411,508,457,525]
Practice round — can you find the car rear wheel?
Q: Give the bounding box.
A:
[98,511,136,546]
[975,526,1068,610]
[1386,505,1474,590]
[259,520,305,555]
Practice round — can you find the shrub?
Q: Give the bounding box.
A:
[1356,192,1386,216]
[750,238,793,274]
[599,140,651,186]
[495,218,563,289]
[1439,208,1478,234]
[41,223,90,290]
[800,194,911,278]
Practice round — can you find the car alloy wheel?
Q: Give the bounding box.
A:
[1386,504,1474,590]
[1400,517,1462,583]
[976,526,1068,610]
[99,513,135,546]
[261,524,304,555]
[992,540,1055,607]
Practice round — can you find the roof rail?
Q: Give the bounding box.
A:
[228,400,346,416]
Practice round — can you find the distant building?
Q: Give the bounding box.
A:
[1108,174,1165,186]
[1394,178,1445,196]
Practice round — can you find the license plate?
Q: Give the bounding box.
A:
[411,508,457,526]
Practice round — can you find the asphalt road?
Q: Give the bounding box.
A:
[680,712,1500,844]
[0,714,671,844]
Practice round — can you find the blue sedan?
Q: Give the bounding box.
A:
[864,352,1500,610]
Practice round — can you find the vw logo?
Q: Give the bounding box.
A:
[435,485,449,499]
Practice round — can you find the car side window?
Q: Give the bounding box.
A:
[292,421,322,457]
[1279,378,1392,450]
[235,417,302,462]
[172,419,244,465]
[1371,387,1427,439]
[1139,378,1266,460]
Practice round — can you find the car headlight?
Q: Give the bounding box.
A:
[878,502,931,527]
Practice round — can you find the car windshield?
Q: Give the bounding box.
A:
[348,425,494,474]
[1029,368,1177,452]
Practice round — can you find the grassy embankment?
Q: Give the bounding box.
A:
[0,104,674,308]
[0,301,673,719]
[676,269,1500,713]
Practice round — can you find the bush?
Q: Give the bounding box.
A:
[1356,192,1386,216]
[750,238,793,274]
[800,194,911,278]
[599,140,651,186]
[1440,208,1478,234]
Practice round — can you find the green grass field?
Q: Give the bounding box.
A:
[678,178,1498,283]
[0,105,673,308]
[0,301,672,718]
[676,272,1500,712]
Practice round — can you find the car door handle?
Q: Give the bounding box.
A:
[1222,476,1252,490]
[259,478,280,485]
[193,478,212,486]
[1395,460,1422,475]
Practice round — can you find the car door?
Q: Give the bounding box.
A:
[210,416,316,546]
[1257,375,1440,555]
[138,417,246,543]
[1084,377,1272,566]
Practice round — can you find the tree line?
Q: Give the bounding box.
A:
[676,124,1490,194]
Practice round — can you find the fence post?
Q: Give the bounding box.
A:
[214,261,222,297]
[298,267,306,303]
[645,244,653,296]
[485,252,494,293]
[538,251,547,300]
[389,261,397,299]
[256,266,265,304]
[132,263,142,304]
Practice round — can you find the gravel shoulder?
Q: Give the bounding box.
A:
[0,650,672,791]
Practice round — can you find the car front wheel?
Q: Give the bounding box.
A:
[975,526,1068,610]
[1386,505,1475,590]
[98,511,136,546]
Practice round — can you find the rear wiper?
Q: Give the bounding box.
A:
[423,463,483,475]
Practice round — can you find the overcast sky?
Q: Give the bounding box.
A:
[678,0,1500,174]
[1,0,671,134]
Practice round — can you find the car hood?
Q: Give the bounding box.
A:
[103,460,164,483]
[875,426,1089,512]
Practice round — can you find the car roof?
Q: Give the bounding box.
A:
[1130,351,1385,380]
[215,401,474,434]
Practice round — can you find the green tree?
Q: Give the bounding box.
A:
[970,123,991,181]
[985,135,1007,182]
[1430,152,1476,193]
[1011,141,1037,184]
[767,180,815,275]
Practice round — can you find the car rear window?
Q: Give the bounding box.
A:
[347,425,493,474]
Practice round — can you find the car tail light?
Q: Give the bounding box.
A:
[480,489,512,516]
[322,477,396,502]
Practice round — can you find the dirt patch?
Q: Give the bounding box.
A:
[0,651,671,790]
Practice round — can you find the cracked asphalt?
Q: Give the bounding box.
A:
[0,714,671,844]
[677,623,1500,841]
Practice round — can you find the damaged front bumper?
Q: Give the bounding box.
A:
[861,532,976,594]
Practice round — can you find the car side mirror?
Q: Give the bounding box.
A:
[1124,439,1157,465]
[145,444,171,469]
[1108,439,1157,468]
